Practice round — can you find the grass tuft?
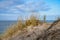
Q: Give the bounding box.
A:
[1,15,47,39]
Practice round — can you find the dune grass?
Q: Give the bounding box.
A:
[25,15,42,26]
[1,15,47,39]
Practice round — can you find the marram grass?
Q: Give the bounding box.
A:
[1,15,46,39]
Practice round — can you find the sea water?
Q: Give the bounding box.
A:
[0,20,54,34]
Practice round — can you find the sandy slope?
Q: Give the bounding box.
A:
[2,22,60,40]
[3,23,50,40]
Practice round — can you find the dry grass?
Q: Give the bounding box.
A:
[25,15,42,26]
[2,25,17,38]
[1,15,47,39]
[0,36,2,40]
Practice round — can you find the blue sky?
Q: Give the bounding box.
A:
[0,0,60,20]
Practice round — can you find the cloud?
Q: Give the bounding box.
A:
[0,14,20,20]
[12,0,50,13]
[0,0,24,8]
[0,1,13,8]
[0,0,51,20]
[0,0,26,14]
[0,0,50,14]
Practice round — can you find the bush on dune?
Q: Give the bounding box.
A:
[3,25,17,38]
[2,15,45,39]
[2,19,26,38]
[0,36,2,40]
[25,15,42,26]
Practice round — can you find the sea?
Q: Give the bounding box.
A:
[0,21,17,34]
[0,20,54,34]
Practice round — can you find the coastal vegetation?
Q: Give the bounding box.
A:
[1,15,46,38]
[0,15,60,40]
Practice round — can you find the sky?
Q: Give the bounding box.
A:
[0,0,60,20]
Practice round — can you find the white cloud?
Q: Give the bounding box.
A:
[0,0,50,14]
[0,1,14,8]
[15,0,50,13]
[0,0,51,20]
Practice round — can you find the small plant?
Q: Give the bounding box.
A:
[0,38,1,40]
[0,36,2,40]
[25,20,31,26]
[43,15,46,23]
[25,15,41,26]
[17,19,23,30]
[2,15,43,39]
[57,16,60,20]
[17,18,26,30]
[2,24,18,38]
